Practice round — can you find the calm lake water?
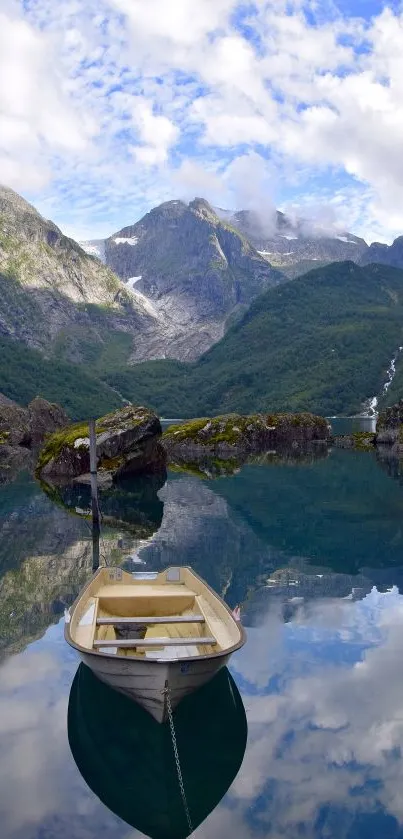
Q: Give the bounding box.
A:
[2,436,403,838]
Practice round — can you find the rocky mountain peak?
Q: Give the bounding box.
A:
[188,198,219,224]
[360,235,403,269]
[0,184,42,220]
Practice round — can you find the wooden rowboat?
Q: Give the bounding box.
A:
[65,565,246,722]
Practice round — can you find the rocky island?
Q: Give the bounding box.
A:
[162,412,331,469]
[36,405,166,485]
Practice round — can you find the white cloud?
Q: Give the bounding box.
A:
[129,99,179,165]
[228,587,403,836]
[0,6,94,191]
[3,0,403,241]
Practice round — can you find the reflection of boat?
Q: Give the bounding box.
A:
[68,663,247,839]
[65,566,246,722]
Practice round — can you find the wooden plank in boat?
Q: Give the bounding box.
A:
[96,615,205,625]
[97,584,194,598]
[93,636,217,648]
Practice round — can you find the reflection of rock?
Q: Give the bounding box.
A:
[375,444,403,488]
[68,663,247,839]
[42,470,166,538]
[163,413,330,463]
[37,405,166,483]
[0,394,69,484]
[332,432,376,451]
[169,441,329,480]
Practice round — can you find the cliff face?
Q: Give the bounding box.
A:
[0,395,69,485]
[102,198,284,360]
[0,185,160,364]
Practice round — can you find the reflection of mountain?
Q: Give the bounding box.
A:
[205,450,403,575]
[0,474,162,659]
[68,663,247,839]
[0,474,88,576]
[139,476,283,608]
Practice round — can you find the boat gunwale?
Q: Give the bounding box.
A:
[65,566,247,664]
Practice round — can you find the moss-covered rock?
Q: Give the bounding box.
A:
[36,405,166,484]
[163,412,330,462]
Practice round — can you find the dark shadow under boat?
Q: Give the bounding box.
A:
[68,663,247,839]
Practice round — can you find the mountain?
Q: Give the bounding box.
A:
[0,184,163,363]
[360,236,403,270]
[216,207,369,278]
[101,262,403,417]
[1,187,284,366]
[81,198,372,289]
[98,198,284,358]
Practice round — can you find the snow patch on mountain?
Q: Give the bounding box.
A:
[126,276,142,288]
[126,287,161,320]
[78,239,106,262]
[113,236,138,246]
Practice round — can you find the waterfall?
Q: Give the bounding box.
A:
[363,346,403,417]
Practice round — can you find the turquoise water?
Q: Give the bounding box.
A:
[2,446,403,838]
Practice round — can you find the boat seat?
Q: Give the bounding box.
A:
[97,585,194,598]
[93,636,216,648]
[96,615,205,625]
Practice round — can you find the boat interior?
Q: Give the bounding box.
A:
[69,567,241,659]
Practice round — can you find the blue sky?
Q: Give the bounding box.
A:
[2,0,403,242]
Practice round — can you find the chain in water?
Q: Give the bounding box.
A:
[165,684,194,835]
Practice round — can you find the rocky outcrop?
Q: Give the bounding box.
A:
[162,413,330,464]
[375,400,403,453]
[0,394,69,483]
[0,394,69,447]
[37,405,166,484]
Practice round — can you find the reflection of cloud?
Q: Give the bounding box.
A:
[228,587,403,837]
[4,580,403,839]
[0,632,139,839]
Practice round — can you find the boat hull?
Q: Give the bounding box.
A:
[79,649,231,722]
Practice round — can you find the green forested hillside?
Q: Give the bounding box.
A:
[4,261,403,419]
[0,334,122,420]
[103,262,403,416]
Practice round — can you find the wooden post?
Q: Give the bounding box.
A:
[89,418,100,571]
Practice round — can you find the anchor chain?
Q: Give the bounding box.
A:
[164,683,194,835]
